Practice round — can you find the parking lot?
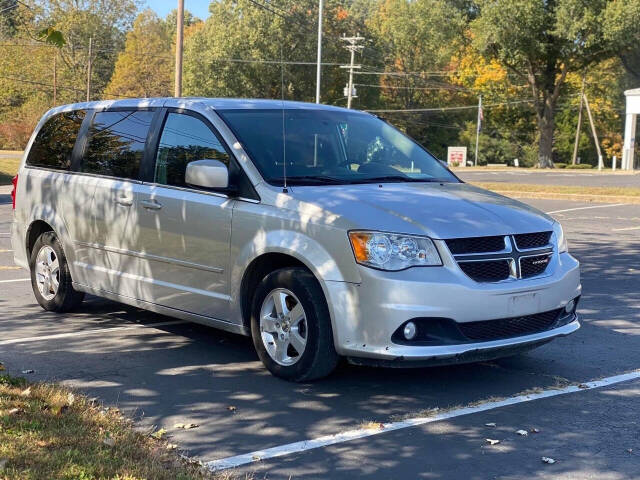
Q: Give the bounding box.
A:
[1,190,639,479]
[457,169,640,188]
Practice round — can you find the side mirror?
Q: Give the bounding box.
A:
[185,159,229,189]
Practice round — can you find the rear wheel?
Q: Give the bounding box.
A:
[250,268,338,381]
[30,231,84,312]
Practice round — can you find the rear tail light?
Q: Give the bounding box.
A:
[10,174,18,209]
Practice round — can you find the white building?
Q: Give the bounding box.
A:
[622,88,640,170]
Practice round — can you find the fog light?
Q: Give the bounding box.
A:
[403,321,417,340]
[565,299,575,314]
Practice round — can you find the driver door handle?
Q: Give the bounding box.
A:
[140,199,163,211]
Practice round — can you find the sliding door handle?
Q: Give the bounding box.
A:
[115,195,133,207]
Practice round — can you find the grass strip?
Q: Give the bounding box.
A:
[472,182,640,204]
[0,373,218,480]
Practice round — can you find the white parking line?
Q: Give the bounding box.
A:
[612,226,640,232]
[0,320,186,346]
[0,278,29,283]
[545,203,626,214]
[206,369,640,472]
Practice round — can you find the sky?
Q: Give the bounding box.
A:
[144,0,211,20]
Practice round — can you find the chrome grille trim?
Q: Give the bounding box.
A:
[446,233,555,283]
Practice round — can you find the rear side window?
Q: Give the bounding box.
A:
[80,110,154,179]
[26,110,86,170]
[154,112,230,188]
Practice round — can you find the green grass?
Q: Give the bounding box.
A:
[473,182,640,198]
[0,154,21,186]
[0,373,219,480]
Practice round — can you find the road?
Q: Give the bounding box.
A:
[1,194,639,479]
[457,169,640,188]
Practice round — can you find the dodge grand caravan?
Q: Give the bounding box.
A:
[10,98,581,381]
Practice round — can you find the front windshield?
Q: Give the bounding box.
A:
[218,108,459,186]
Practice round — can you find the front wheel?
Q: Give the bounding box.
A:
[250,268,338,382]
[29,231,84,312]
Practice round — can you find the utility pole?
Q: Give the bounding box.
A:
[53,52,57,106]
[583,93,604,170]
[571,78,585,165]
[174,0,184,97]
[474,95,482,166]
[86,37,92,102]
[315,0,323,104]
[340,35,364,109]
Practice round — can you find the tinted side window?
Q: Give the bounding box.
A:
[26,110,86,170]
[81,110,154,179]
[155,113,230,187]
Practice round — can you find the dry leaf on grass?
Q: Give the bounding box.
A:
[151,428,167,440]
[20,387,31,397]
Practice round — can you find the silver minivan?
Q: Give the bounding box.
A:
[10,98,581,381]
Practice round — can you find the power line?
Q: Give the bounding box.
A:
[366,100,536,113]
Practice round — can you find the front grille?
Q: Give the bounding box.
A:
[459,260,511,282]
[445,236,505,255]
[458,309,562,341]
[520,253,552,278]
[513,231,552,250]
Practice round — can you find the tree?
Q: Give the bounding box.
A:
[105,10,174,98]
[182,0,374,105]
[472,0,640,167]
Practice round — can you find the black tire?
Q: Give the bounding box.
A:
[29,231,84,312]
[250,267,339,382]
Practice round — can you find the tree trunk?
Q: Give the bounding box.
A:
[537,102,555,168]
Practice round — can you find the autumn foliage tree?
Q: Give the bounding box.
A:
[471,0,640,167]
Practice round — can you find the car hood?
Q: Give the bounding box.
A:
[286,182,554,239]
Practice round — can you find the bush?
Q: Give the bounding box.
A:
[554,163,568,168]
[565,164,593,169]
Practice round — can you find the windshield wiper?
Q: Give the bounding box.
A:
[356,175,441,184]
[275,175,347,185]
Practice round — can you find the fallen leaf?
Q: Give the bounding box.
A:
[485,438,500,445]
[151,428,167,440]
[173,423,199,430]
[484,422,496,427]
[8,408,21,416]
[166,443,178,450]
[67,393,75,406]
[516,429,528,436]
[627,448,633,454]
[227,406,237,412]
[577,383,589,389]
[541,456,556,464]
[21,369,34,374]
[530,428,540,434]
[252,455,261,461]
[20,387,31,397]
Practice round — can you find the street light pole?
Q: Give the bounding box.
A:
[315,0,323,104]
[175,0,184,97]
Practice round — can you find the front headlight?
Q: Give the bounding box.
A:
[553,222,568,253]
[348,231,442,271]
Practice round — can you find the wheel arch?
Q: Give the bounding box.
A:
[239,252,313,332]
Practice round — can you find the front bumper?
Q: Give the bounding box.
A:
[323,251,581,362]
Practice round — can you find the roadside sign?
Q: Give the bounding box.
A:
[447,146,467,167]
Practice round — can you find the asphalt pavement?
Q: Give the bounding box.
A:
[1,195,639,479]
[457,169,640,188]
